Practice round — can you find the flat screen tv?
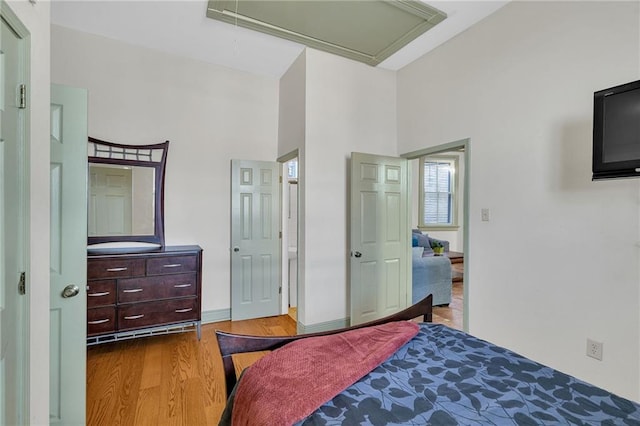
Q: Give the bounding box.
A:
[593,79,640,180]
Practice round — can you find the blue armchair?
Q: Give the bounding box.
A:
[412,246,452,306]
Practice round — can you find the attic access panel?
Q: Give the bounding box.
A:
[206,0,447,67]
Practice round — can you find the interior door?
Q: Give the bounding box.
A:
[50,84,88,425]
[88,164,133,236]
[350,152,409,325]
[0,15,27,425]
[230,159,281,321]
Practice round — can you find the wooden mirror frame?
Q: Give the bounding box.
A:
[87,137,169,247]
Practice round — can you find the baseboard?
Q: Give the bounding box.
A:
[297,317,350,334]
[202,309,350,334]
[202,308,230,324]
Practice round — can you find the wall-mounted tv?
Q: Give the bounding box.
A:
[593,79,640,180]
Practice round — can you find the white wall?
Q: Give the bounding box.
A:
[398,1,640,400]
[48,0,640,403]
[303,48,397,325]
[4,0,51,423]
[278,51,306,157]
[278,52,306,318]
[50,25,279,314]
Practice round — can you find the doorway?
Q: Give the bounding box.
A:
[280,153,299,323]
[402,139,470,332]
[229,153,300,323]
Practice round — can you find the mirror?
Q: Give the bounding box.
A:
[87,137,169,250]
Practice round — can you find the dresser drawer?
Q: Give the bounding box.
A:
[118,298,198,331]
[87,280,116,308]
[118,273,197,303]
[87,307,116,336]
[146,255,197,276]
[88,258,145,279]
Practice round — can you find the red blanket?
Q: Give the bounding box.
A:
[231,321,419,426]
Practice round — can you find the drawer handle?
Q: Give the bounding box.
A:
[88,319,110,325]
[122,288,143,293]
[163,263,182,268]
[173,284,192,288]
[88,291,110,297]
[124,314,145,320]
[175,308,193,313]
[106,267,128,272]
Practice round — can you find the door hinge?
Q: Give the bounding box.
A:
[19,84,26,109]
[279,231,282,239]
[279,286,282,294]
[18,272,26,295]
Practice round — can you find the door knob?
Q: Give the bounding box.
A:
[353,251,362,258]
[233,247,240,252]
[62,284,80,298]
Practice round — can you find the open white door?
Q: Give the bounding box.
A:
[230,160,281,321]
[1,15,28,425]
[50,84,88,424]
[350,152,409,325]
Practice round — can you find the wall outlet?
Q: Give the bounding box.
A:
[481,208,490,221]
[586,338,603,361]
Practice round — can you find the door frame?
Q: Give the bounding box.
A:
[1,2,31,422]
[277,149,299,319]
[401,138,470,332]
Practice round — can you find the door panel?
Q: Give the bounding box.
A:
[0,16,26,425]
[350,152,409,325]
[50,84,88,425]
[231,160,281,321]
[88,165,133,235]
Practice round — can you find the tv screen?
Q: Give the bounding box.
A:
[593,79,640,180]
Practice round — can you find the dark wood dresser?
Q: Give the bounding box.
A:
[86,245,202,345]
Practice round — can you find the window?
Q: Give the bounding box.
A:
[287,159,298,180]
[419,156,458,229]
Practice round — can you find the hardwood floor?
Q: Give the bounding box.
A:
[432,281,463,330]
[86,274,464,425]
[86,316,296,425]
[432,260,464,330]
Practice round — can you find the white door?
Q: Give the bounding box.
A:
[88,164,133,236]
[50,84,88,425]
[230,160,281,321]
[350,152,409,325]
[0,15,28,425]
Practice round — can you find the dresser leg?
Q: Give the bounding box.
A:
[196,321,202,340]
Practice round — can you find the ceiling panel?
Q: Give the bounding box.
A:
[207,0,447,66]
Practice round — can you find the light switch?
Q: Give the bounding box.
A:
[481,208,490,221]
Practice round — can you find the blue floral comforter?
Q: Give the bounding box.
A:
[298,324,640,425]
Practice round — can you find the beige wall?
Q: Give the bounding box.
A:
[51,25,279,314]
[398,1,640,400]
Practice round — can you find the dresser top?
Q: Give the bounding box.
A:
[87,245,202,259]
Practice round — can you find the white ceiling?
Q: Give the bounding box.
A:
[50,0,509,79]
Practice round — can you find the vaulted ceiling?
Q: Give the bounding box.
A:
[50,1,509,78]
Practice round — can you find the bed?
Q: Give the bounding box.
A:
[216,295,640,425]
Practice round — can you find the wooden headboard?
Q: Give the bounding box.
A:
[215,295,433,398]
